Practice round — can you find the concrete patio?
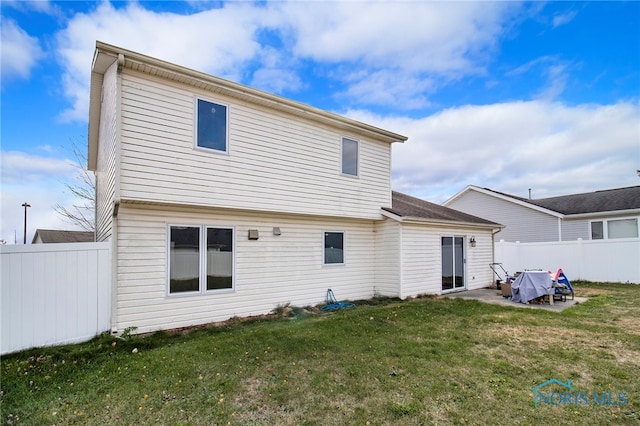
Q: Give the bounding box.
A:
[442,287,588,312]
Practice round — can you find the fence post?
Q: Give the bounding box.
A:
[576,238,583,280]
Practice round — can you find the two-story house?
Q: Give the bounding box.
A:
[88,42,501,335]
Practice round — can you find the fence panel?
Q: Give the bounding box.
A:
[1,242,111,355]
[495,238,639,284]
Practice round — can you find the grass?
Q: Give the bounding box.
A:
[1,282,639,425]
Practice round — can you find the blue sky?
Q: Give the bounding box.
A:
[1,1,639,243]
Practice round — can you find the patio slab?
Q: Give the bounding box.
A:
[442,288,588,312]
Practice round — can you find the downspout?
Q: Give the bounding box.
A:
[558,217,562,242]
[491,227,502,282]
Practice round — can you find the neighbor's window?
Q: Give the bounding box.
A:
[590,218,638,240]
[341,137,358,176]
[196,98,228,152]
[324,231,344,265]
[608,218,638,239]
[169,225,233,295]
[590,221,604,240]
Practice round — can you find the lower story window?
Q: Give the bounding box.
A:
[324,231,344,265]
[169,225,234,294]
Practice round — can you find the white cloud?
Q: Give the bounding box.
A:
[55,1,269,122]
[1,0,61,15]
[552,10,578,28]
[338,70,435,110]
[275,2,517,74]
[0,152,81,243]
[250,68,303,95]
[53,1,530,121]
[0,19,44,82]
[1,151,75,183]
[346,101,640,202]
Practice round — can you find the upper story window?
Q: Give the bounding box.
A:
[591,218,639,239]
[341,137,359,176]
[196,98,228,152]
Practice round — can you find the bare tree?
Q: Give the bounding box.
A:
[54,141,95,232]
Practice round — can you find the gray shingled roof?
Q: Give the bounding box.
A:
[487,185,640,215]
[32,229,94,244]
[385,192,501,226]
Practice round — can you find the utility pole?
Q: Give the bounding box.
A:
[21,202,31,244]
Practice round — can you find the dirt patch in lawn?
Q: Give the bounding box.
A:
[478,323,640,368]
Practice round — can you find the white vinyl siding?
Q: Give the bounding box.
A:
[118,72,392,220]
[373,219,401,297]
[94,62,119,242]
[447,191,559,242]
[400,224,493,298]
[561,219,589,241]
[114,204,378,334]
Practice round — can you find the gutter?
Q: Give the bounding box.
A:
[381,209,504,231]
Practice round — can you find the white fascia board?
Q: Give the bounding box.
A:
[381,209,404,222]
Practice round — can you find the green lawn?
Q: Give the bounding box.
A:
[2,282,639,425]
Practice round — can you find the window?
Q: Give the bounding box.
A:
[196,98,228,152]
[608,218,638,239]
[324,231,344,265]
[341,137,358,176]
[169,225,233,294]
[591,218,638,240]
[591,221,604,240]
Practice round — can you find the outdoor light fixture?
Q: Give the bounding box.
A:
[248,229,259,240]
[469,236,476,247]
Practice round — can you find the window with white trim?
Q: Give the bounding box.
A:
[196,98,228,152]
[590,218,639,240]
[341,137,358,176]
[168,225,234,294]
[324,231,344,265]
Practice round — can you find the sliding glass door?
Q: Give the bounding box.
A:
[441,236,465,292]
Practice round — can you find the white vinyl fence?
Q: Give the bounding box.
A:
[1,242,111,355]
[494,238,640,284]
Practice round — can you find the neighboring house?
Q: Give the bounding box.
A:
[32,229,94,244]
[88,42,501,335]
[444,185,640,243]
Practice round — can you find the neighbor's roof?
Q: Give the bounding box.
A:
[88,41,408,170]
[383,192,502,228]
[32,229,94,244]
[481,185,640,215]
[525,186,640,215]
